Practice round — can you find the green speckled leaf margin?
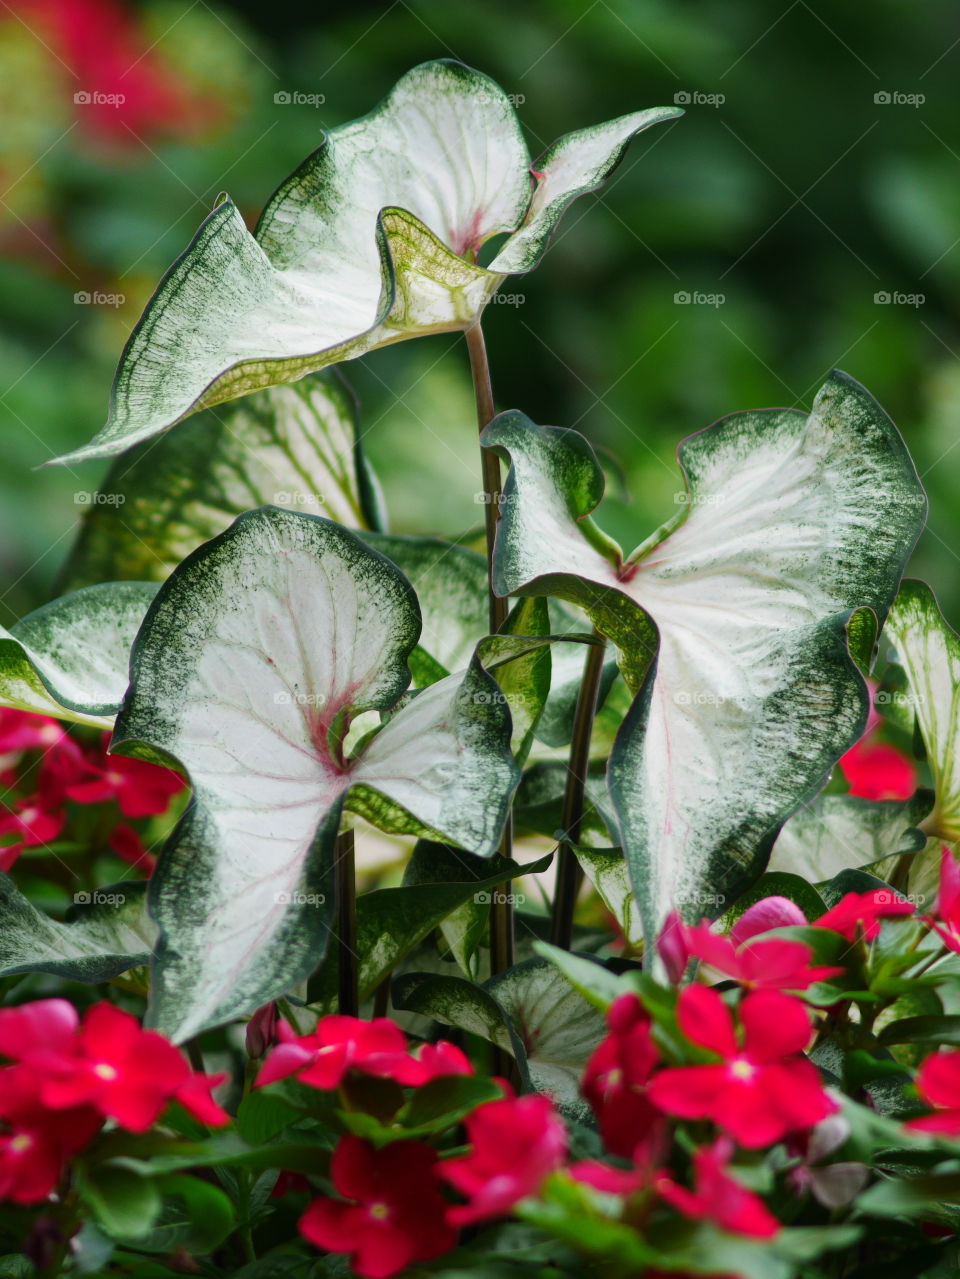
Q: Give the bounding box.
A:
[0,581,159,726]
[54,61,680,465]
[59,372,383,591]
[0,876,156,981]
[485,371,927,951]
[113,507,517,1040]
[885,579,960,842]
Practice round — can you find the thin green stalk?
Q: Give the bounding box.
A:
[465,321,514,983]
[550,630,606,950]
[335,825,359,1016]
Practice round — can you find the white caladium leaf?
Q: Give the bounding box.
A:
[0,876,155,981]
[885,580,960,842]
[113,506,517,1040]
[0,582,159,727]
[55,61,680,465]
[769,791,932,884]
[483,371,926,947]
[60,372,384,591]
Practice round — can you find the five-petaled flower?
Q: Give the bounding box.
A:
[0,1065,101,1204]
[815,889,915,941]
[647,985,836,1147]
[655,1140,781,1239]
[440,1093,567,1224]
[257,1015,442,1090]
[65,732,186,817]
[582,992,661,1158]
[299,1136,455,1279]
[680,919,843,992]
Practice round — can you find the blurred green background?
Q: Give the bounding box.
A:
[2,0,958,624]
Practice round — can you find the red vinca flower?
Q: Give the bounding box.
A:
[839,738,916,801]
[66,733,186,818]
[647,986,836,1148]
[815,888,915,941]
[656,1140,780,1239]
[681,921,843,992]
[729,895,808,945]
[257,1015,447,1090]
[907,1050,960,1135]
[925,846,960,954]
[0,999,229,1132]
[299,1136,455,1279]
[439,1094,567,1224]
[0,709,67,756]
[0,1064,101,1204]
[581,992,661,1158]
[0,795,64,871]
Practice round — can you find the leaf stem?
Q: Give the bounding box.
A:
[335,825,359,1016]
[465,321,514,981]
[551,630,606,949]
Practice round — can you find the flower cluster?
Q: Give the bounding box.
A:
[0,709,185,874]
[0,998,228,1203]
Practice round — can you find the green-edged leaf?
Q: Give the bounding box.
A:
[360,532,487,682]
[0,876,155,980]
[59,372,383,591]
[113,506,516,1040]
[572,844,643,947]
[770,791,933,883]
[885,580,960,841]
[0,582,158,726]
[56,61,679,465]
[490,596,551,762]
[309,851,552,1008]
[488,106,683,274]
[483,372,926,949]
[533,940,625,1011]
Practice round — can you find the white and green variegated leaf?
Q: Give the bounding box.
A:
[489,597,551,763]
[59,373,384,591]
[113,506,517,1040]
[484,371,927,948]
[0,582,159,726]
[0,876,156,981]
[769,791,932,884]
[360,533,487,684]
[56,61,680,465]
[395,958,604,1117]
[885,580,960,842]
[534,601,620,748]
[574,844,643,948]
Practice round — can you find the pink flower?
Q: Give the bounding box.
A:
[412,1040,473,1081]
[66,734,185,818]
[925,846,960,954]
[299,1136,455,1278]
[439,1094,567,1224]
[0,999,229,1133]
[681,921,843,992]
[0,795,64,871]
[815,889,914,941]
[107,823,156,873]
[582,993,660,1158]
[568,1160,647,1196]
[0,1065,101,1204]
[907,1050,960,1134]
[656,910,689,983]
[839,739,916,801]
[0,709,67,755]
[730,896,808,945]
[257,1015,425,1090]
[647,986,836,1148]
[656,1140,780,1238]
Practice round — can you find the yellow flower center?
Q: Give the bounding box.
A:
[728,1058,756,1082]
[9,1134,33,1154]
[93,1062,118,1081]
[368,1202,390,1222]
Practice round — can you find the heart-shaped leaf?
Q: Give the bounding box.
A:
[59,372,384,591]
[0,876,155,981]
[0,582,159,726]
[483,371,926,947]
[55,61,680,465]
[885,580,960,841]
[113,506,517,1040]
[769,791,932,883]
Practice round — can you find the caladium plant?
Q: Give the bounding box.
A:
[3,57,960,1279]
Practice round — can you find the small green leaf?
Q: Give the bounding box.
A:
[80,1166,162,1240]
[130,1174,235,1255]
[533,940,625,1011]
